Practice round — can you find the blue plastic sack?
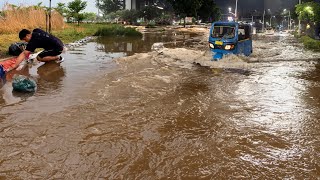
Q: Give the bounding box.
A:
[12,74,37,92]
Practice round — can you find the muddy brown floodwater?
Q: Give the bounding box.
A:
[0,28,319,179]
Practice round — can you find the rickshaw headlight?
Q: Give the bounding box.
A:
[225,44,235,50]
[209,43,214,49]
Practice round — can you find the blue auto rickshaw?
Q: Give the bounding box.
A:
[208,21,253,60]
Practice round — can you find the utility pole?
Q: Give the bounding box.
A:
[262,9,265,32]
[298,0,301,36]
[289,10,291,30]
[97,0,100,22]
[235,0,238,21]
[229,7,236,21]
[49,0,52,33]
[283,9,290,30]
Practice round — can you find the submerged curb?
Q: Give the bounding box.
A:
[64,36,96,50]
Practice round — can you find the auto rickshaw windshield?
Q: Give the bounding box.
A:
[212,25,236,39]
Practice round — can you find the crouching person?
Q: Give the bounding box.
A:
[8,28,64,72]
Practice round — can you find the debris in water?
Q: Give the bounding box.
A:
[12,74,37,92]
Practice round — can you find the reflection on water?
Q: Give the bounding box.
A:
[36,62,65,95]
[235,63,308,128]
[96,30,199,55]
[0,30,200,107]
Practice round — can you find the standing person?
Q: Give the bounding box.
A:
[7,28,64,72]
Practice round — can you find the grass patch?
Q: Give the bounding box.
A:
[94,24,142,37]
[0,34,19,59]
[301,36,320,51]
[0,23,105,58]
[53,23,106,43]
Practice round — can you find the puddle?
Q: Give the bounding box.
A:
[0,30,202,109]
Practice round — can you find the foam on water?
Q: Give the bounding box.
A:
[119,32,318,72]
[145,48,254,70]
[250,33,320,62]
[195,33,320,68]
[195,51,254,69]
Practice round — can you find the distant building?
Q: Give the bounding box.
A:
[125,0,158,10]
[125,0,137,10]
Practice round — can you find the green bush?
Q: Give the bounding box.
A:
[139,6,161,21]
[94,24,142,37]
[53,23,106,43]
[301,36,320,51]
[121,10,140,24]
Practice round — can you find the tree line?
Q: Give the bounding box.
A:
[295,1,320,37]
[96,0,220,25]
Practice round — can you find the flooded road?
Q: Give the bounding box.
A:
[0,29,320,179]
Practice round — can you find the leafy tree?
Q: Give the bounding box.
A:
[140,6,162,22]
[68,0,87,25]
[197,0,220,23]
[83,12,97,22]
[33,2,45,10]
[155,13,173,25]
[296,1,320,37]
[122,10,140,24]
[166,0,202,26]
[292,0,318,19]
[105,10,121,21]
[97,0,124,15]
[296,2,320,23]
[77,13,86,23]
[55,3,67,16]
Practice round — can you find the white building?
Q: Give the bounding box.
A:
[125,0,157,10]
[125,0,137,10]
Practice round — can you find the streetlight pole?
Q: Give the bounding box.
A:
[289,10,291,30]
[262,9,265,32]
[97,0,100,22]
[228,7,236,21]
[283,9,290,30]
[298,0,301,36]
[270,16,275,27]
[267,9,271,27]
[235,0,238,21]
[49,0,52,33]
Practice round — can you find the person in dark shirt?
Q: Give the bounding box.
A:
[8,28,64,71]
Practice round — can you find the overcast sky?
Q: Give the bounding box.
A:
[0,0,98,13]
